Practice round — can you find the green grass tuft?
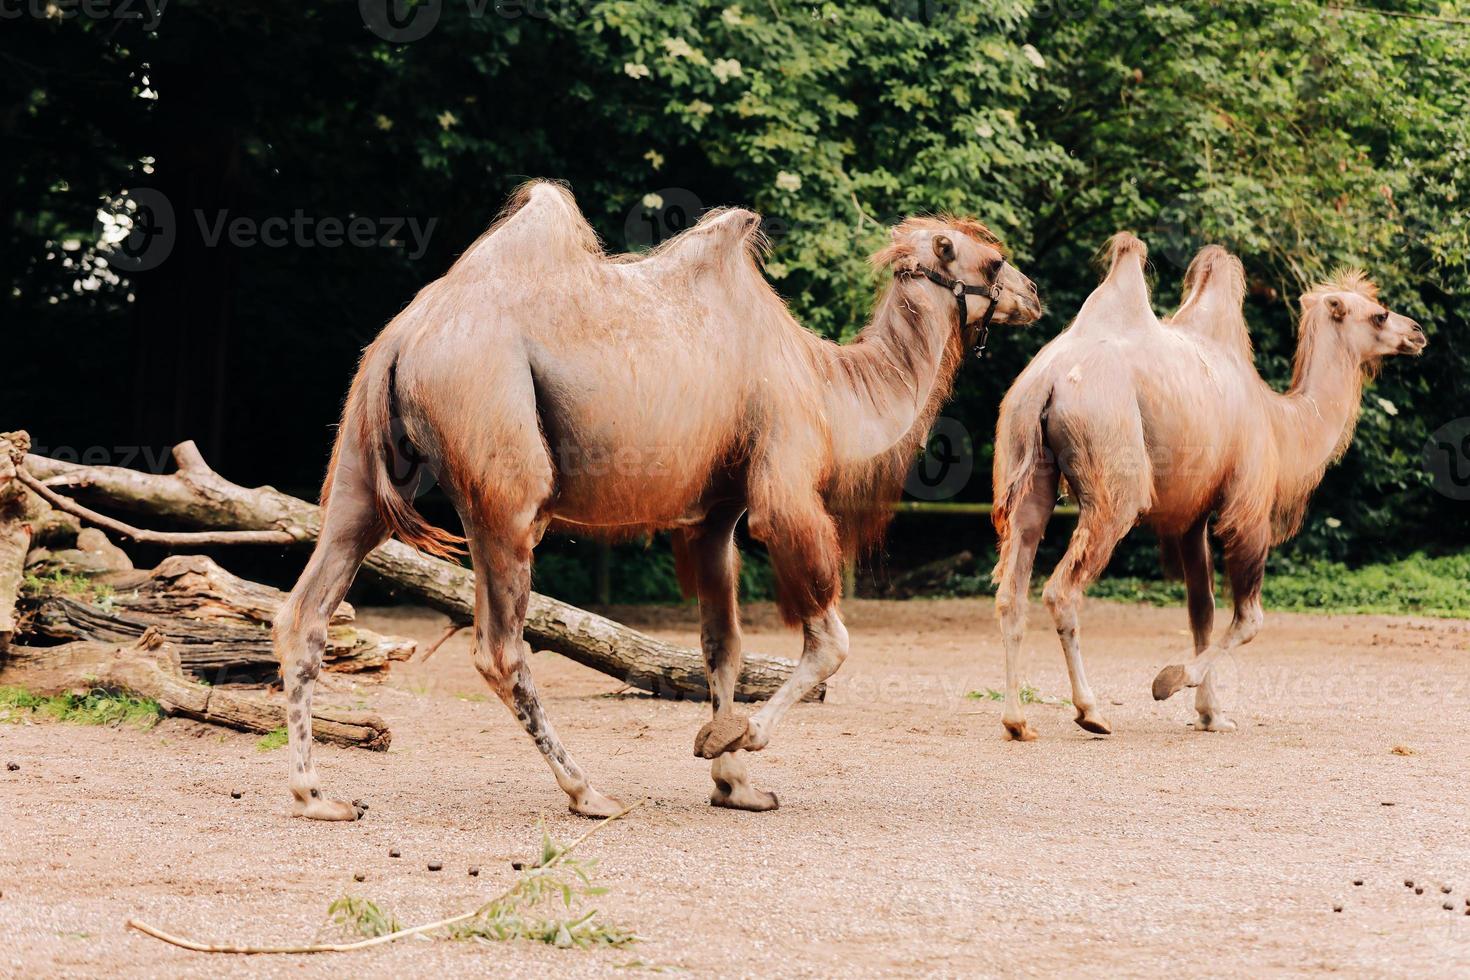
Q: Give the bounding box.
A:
[21,569,114,604]
[327,896,404,938]
[967,686,1070,706]
[0,685,161,729]
[329,825,637,950]
[256,727,288,751]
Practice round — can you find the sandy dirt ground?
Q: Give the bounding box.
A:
[1,596,1468,978]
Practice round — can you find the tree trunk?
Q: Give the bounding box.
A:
[0,639,390,749]
[23,555,413,681]
[23,443,820,702]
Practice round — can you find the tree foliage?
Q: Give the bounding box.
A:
[2,0,1465,569]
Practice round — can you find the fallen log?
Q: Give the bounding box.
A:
[23,441,819,702]
[0,431,37,648]
[23,555,414,680]
[0,636,390,749]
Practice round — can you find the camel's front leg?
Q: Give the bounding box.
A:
[1152,532,1266,728]
[675,513,778,812]
[697,607,849,757]
[696,481,852,805]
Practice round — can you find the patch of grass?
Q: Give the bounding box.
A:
[329,826,636,950]
[256,727,288,751]
[21,569,114,605]
[0,685,162,729]
[967,686,1070,706]
[1088,552,1470,618]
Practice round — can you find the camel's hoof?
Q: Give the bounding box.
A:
[1002,720,1038,742]
[293,794,365,821]
[569,786,623,819]
[694,713,751,759]
[1192,714,1238,733]
[711,779,779,812]
[1074,708,1112,735]
[1152,664,1190,701]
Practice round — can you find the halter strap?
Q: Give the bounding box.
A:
[908,261,1007,359]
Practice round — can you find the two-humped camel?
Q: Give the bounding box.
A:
[991,234,1425,740]
[274,181,1042,819]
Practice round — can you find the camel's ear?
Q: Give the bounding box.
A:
[932,235,956,264]
[1326,295,1348,321]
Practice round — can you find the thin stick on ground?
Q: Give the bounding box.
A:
[413,622,467,664]
[127,799,646,955]
[16,468,297,547]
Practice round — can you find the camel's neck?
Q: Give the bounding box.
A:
[1265,320,1366,512]
[822,283,961,466]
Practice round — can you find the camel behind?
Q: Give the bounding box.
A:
[991,235,1425,745]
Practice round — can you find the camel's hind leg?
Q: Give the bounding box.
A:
[274,446,386,821]
[992,465,1059,742]
[678,507,778,812]
[1041,503,1138,737]
[465,499,621,818]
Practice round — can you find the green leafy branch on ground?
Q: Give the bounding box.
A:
[967,686,1071,707]
[0,685,161,729]
[328,826,637,951]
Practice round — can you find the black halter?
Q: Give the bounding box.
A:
[908,261,1007,359]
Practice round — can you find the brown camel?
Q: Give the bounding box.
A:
[274,181,1042,820]
[990,234,1425,740]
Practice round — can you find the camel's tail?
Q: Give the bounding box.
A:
[991,369,1054,541]
[324,334,466,560]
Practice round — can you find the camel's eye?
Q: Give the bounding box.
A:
[1372,311,1389,327]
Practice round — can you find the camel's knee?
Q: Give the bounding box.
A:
[1233,603,1264,645]
[1041,578,1078,622]
[805,610,849,678]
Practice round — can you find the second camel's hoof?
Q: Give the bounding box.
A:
[1074,708,1113,735]
[293,793,366,822]
[1192,714,1238,733]
[694,713,750,759]
[1152,664,1190,701]
[711,779,779,812]
[1002,720,1039,742]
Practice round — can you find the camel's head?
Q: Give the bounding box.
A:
[1303,271,1427,364]
[877,217,1044,337]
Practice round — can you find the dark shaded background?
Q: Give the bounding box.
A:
[4,0,1466,601]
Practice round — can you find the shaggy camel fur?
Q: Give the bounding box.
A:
[990,235,1425,740]
[274,181,1042,819]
